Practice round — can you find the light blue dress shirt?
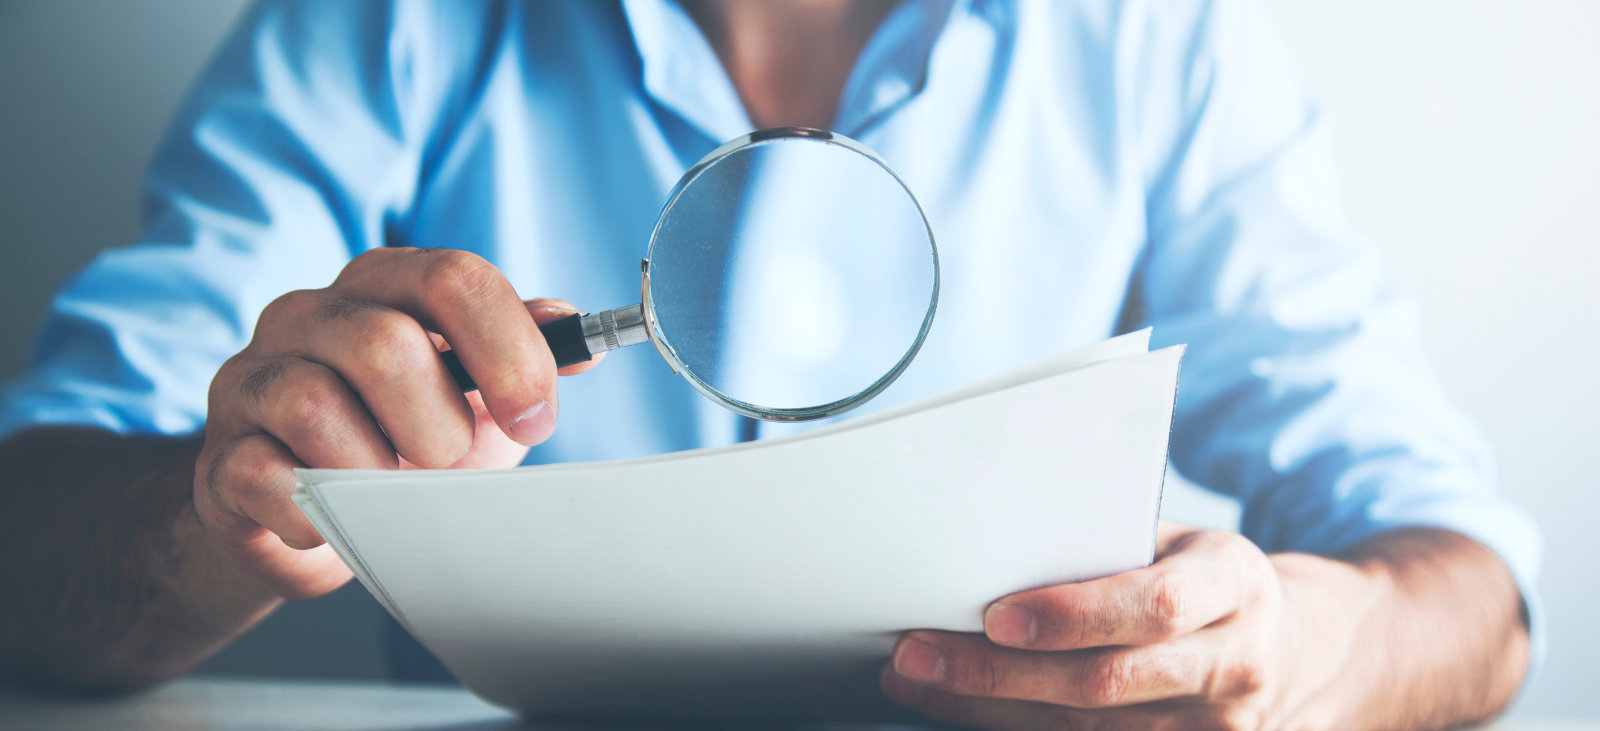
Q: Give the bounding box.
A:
[0,0,1542,685]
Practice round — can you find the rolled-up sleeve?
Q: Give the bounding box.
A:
[0,0,453,443]
[1131,0,1542,673]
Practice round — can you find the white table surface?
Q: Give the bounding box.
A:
[0,676,1592,731]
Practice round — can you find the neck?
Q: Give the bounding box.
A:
[680,0,897,130]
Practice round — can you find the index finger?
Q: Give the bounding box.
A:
[333,248,557,446]
[984,530,1265,650]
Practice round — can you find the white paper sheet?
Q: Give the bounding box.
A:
[293,330,1182,721]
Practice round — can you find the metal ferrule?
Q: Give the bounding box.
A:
[580,304,647,355]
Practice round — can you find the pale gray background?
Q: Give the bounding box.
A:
[0,0,1594,721]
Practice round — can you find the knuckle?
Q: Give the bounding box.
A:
[420,249,501,305]
[1249,553,1281,597]
[959,654,1008,696]
[1219,530,1259,558]
[340,247,392,279]
[1238,554,1280,609]
[1214,650,1269,699]
[238,441,284,482]
[257,289,319,332]
[215,439,286,505]
[284,373,348,428]
[314,295,384,324]
[1148,573,1190,637]
[1078,652,1137,708]
[1229,657,1269,698]
[1211,529,1265,565]
[238,358,292,406]
[198,442,232,498]
[1037,592,1095,646]
[209,356,248,405]
[354,307,420,350]
[348,314,432,384]
[364,342,431,387]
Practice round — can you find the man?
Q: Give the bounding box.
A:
[0,0,1538,728]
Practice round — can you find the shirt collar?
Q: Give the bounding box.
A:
[834,0,959,137]
[620,0,995,144]
[620,0,751,143]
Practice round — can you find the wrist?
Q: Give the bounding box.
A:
[1267,551,1388,731]
[1273,529,1530,730]
[1338,529,1531,728]
[0,429,274,690]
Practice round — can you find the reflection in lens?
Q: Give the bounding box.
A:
[647,134,936,417]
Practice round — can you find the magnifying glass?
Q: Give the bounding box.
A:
[441,127,939,422]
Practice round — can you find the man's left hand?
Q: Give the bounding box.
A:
[880,521,1365,730]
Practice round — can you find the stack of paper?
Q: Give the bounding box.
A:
[293,330,1182,721]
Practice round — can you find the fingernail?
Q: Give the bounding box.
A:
[881,669,926,706]
[538,306,580,318]
[510,401,555,446]
[986,603,1036,647]
[894,638,945,684]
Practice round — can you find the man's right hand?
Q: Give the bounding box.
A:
[193,248,600,599]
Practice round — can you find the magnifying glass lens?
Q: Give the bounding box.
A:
[440,129,938,422]
[648,132,938,419]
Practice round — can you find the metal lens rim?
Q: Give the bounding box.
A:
[640,127,941,422]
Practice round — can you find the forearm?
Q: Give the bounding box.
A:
[0,427,281,692]
[1281,528,1529,730]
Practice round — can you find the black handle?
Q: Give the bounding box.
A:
[441,314,593,393]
